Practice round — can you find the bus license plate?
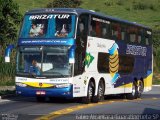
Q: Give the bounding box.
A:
[36,91,46,95]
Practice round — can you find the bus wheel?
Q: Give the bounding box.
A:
[126,81,138,100]
[93,80,105,103]
[82,81,94,104]
[137,80,144,98]
[36,96,45,102]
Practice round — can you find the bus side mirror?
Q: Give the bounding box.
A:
[69,45,75,64]
[5,44,14,63]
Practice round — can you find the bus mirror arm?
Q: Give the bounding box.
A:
[5,44,14,63]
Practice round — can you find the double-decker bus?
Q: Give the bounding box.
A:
[15,8,153,103]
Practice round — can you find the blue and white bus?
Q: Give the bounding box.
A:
[15,8,153,103]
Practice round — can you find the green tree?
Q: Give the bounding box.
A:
[0,0,21,85]
[0,0,22,47]
[153,27,160,71]
[47,0,82,8]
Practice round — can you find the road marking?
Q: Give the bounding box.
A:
[0,99,11,103]
[152,97,158,100]
[152,85,160,87]
[36,97,160,120]
[137,98,142,100]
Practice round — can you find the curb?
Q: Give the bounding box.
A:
[152,85,160,87]
[0,86,15,91]
[0,94,17,99]
[0,86,16,99]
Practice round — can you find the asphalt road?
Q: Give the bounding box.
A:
[0,86,159,120]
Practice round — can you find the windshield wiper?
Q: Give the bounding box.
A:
[46,72,66,77]
[16,71,37,78]
[28,72,37,78]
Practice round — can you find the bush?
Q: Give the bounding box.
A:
[155,48,160,72]
[116,0,123,6]
[104,1,113,6]
[95,9,100,12]
[153,27,160,72]
[153,29,160,50]
[149,4,156,11]
[47,0,82,8]
[0,63,15,86]
[133,2,148,10]
[125,7,131,11]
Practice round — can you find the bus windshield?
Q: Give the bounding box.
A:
[16,46,72,78]
[20,14,76,38]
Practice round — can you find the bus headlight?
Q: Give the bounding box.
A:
[16,82,27,87]
[55,83,71,88]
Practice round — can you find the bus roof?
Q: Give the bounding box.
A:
[26,8,151,30]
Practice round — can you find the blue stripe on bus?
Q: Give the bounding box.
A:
[16,85,73,98]
[18,38,75,46]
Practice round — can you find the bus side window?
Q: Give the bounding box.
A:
[128,26,138,43]
[141,29,151,45]
[90,18,96,37]
[74,14,89,76]
[111,23,117,40]
[137,29,142,44]
[145,30,152,45]
[90,16,111,39]
[111,23,121,40]
[118,55,134,74]
[145,37,149,45]
[120,24,128,42]
[138,35,142,44]
[97,53,109,73]
[90,16,105,37]
[101,22,111,39]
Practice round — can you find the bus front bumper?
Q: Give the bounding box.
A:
[16,85,73,98]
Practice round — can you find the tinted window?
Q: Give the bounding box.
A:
[145,30,152,45]
[118,55,134,74]
[98,53,109,73]
[20,14,76,38]
[90,16,111,39]
[127,26,137,43]
[111,23,121,40]
[74,14,89,76]
[121,24,127,41]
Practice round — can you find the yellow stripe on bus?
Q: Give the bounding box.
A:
[143,73,153,87]
[22,82,54,88]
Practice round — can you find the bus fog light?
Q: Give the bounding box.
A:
[63,91,71,95]
[16,82,27,87]
[56,83,71,88]
[16,91,21,94]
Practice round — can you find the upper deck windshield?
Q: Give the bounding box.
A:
[20,14,76,38]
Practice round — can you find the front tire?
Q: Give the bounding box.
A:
[126,81,138,100]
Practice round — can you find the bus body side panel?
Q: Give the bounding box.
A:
[114,40,152,92]
[72,74,88,97]
[84,36,152,95]
[85,36,127,95]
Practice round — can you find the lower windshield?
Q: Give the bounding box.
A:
[16,46,72,78]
